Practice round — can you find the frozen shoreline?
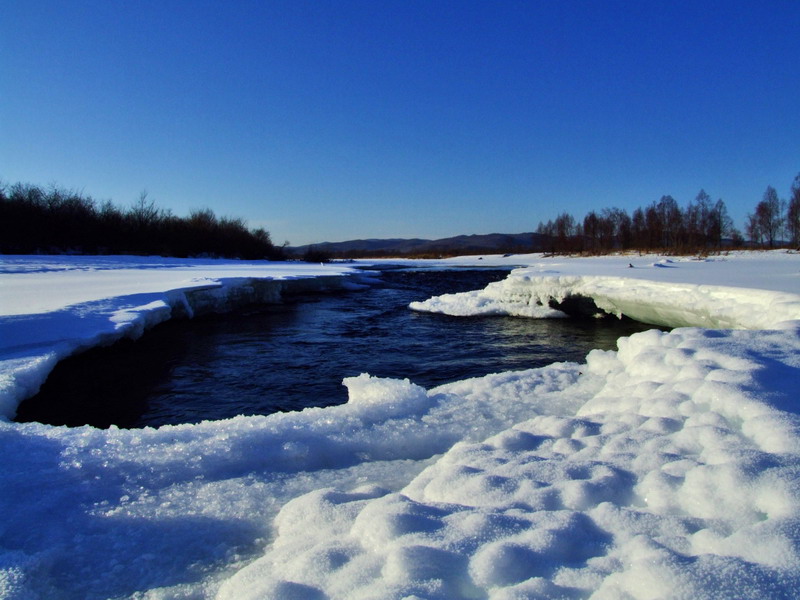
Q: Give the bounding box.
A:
[410,271,800,329]
[1,251,799,599]
[0,257,370,419]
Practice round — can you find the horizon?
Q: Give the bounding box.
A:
[290,230,536,247]
[2,1,799,246]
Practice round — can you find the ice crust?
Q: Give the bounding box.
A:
[1,252,799,599]
[410,257,800,330]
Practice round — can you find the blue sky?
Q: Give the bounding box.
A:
[2,1,799,246]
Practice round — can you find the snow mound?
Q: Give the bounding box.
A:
[218,326,800,600]
[410,284,568,318]
[411,269,800,330]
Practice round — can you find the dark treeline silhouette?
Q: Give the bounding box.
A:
[536,174,800,255]
[746,175,800,248]
[4,175,798,259]
[537,192,738,255]
[0,183,283,259]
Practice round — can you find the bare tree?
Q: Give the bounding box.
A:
[631,207,647,249]
[787,174,800,247]
[707,199,733,249]
[658,195,683,249]
[644,203,662,250]
[553,212,577,253]
[583,211,599,253]
[597,209,616,251]
[130,190,161,229]
[755,186,784,248]
[745,212,762,246]
[536,219,556,253]
[685,189,712,249]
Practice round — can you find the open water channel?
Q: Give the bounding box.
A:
[16,267,658,429]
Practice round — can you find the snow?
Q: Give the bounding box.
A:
[1,251,799,599]
[410,253,800,329]
[0,256,363,419]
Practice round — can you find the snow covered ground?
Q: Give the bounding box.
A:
[1,251,799,599]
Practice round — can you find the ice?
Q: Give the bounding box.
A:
[410,285,568,318]
[0,256,363,419]
[410,253,800,330]
[0,251,799,599]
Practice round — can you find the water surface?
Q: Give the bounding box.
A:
[16,268,659,428]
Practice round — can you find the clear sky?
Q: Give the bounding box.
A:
[2,1,799,246]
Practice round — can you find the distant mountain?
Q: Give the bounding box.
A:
[288,232,546,257]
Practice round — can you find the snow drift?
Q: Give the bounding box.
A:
[410,256,800,330]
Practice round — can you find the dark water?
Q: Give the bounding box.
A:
[16,268,658,429]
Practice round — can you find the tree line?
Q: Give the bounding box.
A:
[745,181,800,249]
[0,182,283,259]
[3,175,798,259]
[536,174,800,254]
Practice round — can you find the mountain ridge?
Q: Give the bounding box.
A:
[288,232,545,257]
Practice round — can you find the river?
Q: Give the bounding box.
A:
[15,267,658,428]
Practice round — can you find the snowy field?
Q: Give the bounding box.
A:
[1,251,799,599]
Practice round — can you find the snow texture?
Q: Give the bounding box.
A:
[410,254,800,330]
[1,251,799,599]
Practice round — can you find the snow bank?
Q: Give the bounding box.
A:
[410,253,800,330]
[0,362,583,599]
[1,252,800,599]
[0,256,365,419]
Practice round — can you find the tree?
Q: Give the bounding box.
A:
[188,207,218,230]
[536,219,557,253]
[745,212,762,246]
[787,174,800,247]
[631,207,647,249]
[644,202,662,250]
[755,186,784,248]
[583,211,600,253]
[603,207,632,250]
[596,209,616,251]
[685,189,712,249]
[252,228,272,246]
[130,190,161,229]
[707,199,733,249]
[657,195,682,249]
[553,212,577,253]
[618,209,633,250]
[0,181,278,258]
